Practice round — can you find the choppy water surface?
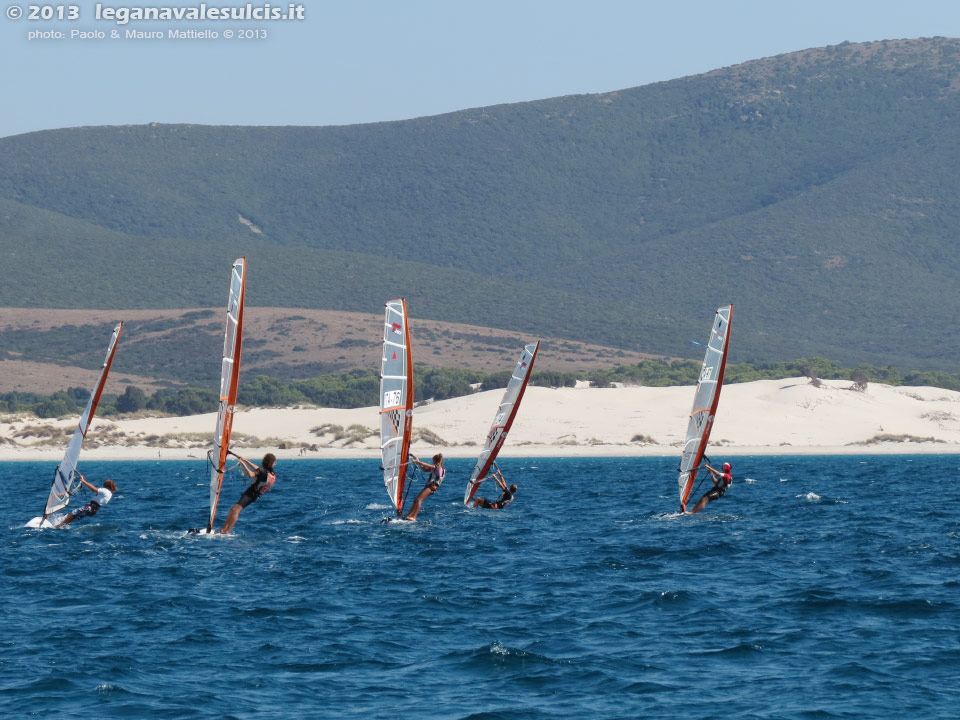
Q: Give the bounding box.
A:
[3,455,960,718]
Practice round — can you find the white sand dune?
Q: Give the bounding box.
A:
[2,378,959,461]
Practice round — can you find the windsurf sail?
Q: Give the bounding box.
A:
[677,305,733,512]
[380,298,414,516]
[464,341,539,505]
[43,322,124,518]
[205,257,246,532]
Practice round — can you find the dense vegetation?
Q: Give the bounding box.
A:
[2,39,960,369]
[586,358,960,391]
[3,359,957,419]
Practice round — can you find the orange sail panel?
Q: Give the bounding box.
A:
[464,341,539,505]
[44,322,124,517]
[677,305,732,512]
[207,258,246,532]
[380,299,414,515]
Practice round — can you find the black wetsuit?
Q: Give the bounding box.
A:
[237,466,275,508]
[68,501,100,519]
[477,486,514,510]
[704,472,732,501]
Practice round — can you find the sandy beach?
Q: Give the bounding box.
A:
[2,377,959,462]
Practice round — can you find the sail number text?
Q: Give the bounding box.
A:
[383,390,401,408]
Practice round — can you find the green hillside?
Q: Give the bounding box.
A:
[1,38,959,369]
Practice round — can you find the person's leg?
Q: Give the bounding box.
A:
[55,504,93,528]
[689,494,710,514]
[403,486,434,520]
[690,483,724,514]
[55,511,77,528]
[220,503,243,533]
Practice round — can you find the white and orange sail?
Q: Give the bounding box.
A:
[380,298,414,516]
[464,341,539,505]
[677,305,733,512]
[205,258,246,532]
[43,322,124,520]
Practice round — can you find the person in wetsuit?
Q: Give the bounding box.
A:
[219,452,276,533]
[688,462,732,514]
[402,453,445,521]
[472,468,517,510]
[55,475,117,528]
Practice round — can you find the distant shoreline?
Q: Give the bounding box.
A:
[2,378,959,462]
[1,445,958,463]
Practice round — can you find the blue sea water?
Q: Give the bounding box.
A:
[3,454,960,719]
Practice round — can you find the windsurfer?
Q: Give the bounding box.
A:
[219,452,276,533]
[688,462,732,514]
[54,475,117,528]
[403,453,444,521]
[472,468,516,510]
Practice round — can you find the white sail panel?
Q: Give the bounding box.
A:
[44,322,124,517]
[464,341,539,505]
[206,258,246,532]
[380,299,414,514]
[677,305,733,512]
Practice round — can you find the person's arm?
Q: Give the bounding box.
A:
[230,453,258,478]
[78,474,98,493]
[494,472,508,492]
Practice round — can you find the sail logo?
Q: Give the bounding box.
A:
[391,323,403,335]
[699,364,713,382]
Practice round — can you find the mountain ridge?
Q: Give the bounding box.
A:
[2,37,958,370]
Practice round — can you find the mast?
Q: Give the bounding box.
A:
[464,341,539,505]
[677,305,733,512]
[43,322,124,518]
[206,258,246,533]
[380,299,414,515]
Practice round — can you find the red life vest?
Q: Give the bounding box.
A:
[258,470,276,495]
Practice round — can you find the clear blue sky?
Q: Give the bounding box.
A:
[1,0,958,139]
